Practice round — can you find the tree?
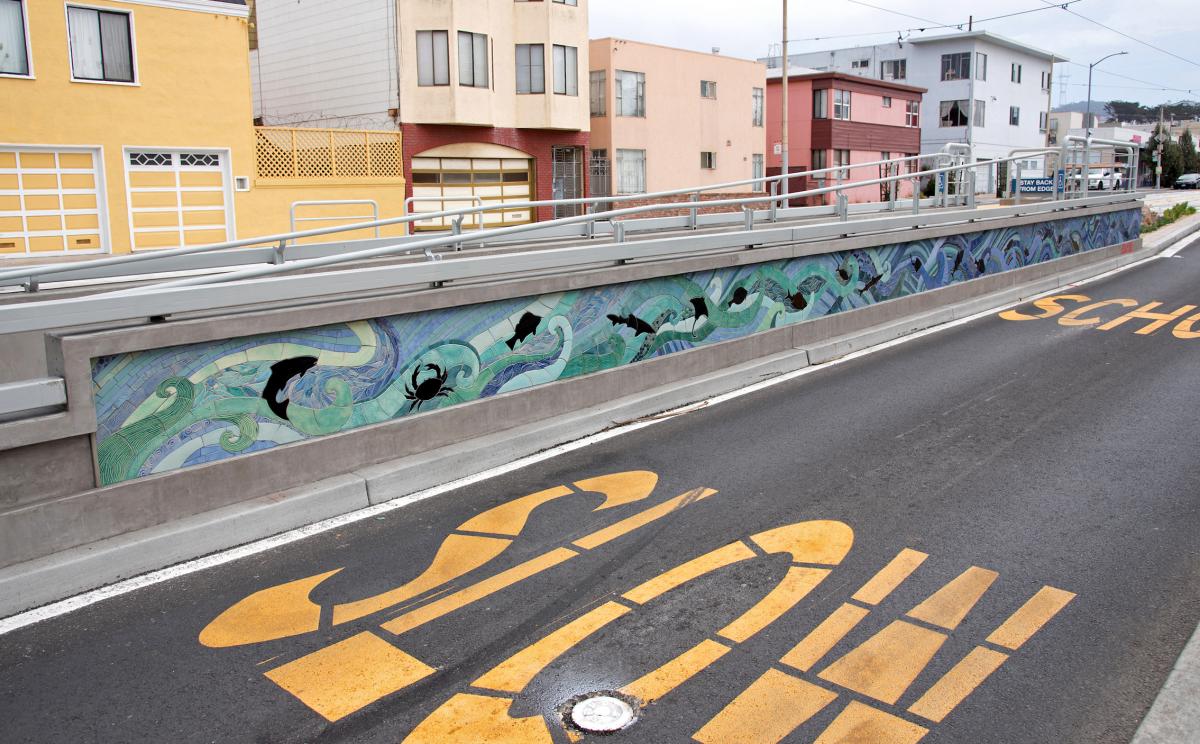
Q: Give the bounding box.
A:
[1180,130,1199,174]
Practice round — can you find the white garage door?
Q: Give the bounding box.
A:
[410,143,534,232]
[125,149,234,250]
[0,147,107,256]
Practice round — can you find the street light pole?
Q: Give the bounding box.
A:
[781,0,789,202]
[1083,51,1127,195]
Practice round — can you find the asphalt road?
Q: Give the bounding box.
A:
[2,235,1198,744]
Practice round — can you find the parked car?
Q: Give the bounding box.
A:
[1173,173,1200,189]
[1070,169,1124,190]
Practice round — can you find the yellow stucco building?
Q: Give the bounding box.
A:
[0,0,406,258]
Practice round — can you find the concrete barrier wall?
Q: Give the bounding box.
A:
[0,204,1142,570]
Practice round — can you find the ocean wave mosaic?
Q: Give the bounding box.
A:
[92,209,1140,485]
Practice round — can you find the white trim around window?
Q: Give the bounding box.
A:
[64,2,140,87]
[0,0,34,78]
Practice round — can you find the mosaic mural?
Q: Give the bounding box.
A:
[92,209,1141,485]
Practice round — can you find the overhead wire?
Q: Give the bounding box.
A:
[1036,0,1200,70]
[784,0,1085,43]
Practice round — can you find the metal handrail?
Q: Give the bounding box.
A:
[138,151,1088,291]
[0,150,959,286]
[405,195,483,231]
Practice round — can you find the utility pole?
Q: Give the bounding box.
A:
[781,0,789,199]
[1083,51,1127,195]
[1156,104,1164,190]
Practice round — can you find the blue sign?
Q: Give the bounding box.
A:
[1056,169,1066,193]
[1010,177,1056,194]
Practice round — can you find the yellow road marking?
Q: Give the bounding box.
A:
[851,548,928,605]
[456,486,573,536]
[573,470,660,509]
[813,700,929,744]
[902,566,998,628]
[1173,311,1200,338]
[718,566,831,643]
[572,487,717,550]
[264,631,435,722]
[818,620,947,704]
[985,585,1076,650]
[1098,302,1198,334]
[621,639,731,703]
[998,294,1090,321]
[906,566,998,630]
[199,569,340,648]
[381,548,578,636]
[1057,298,1140,326]
[333,534,511,625]
[692,668,838,744]
[907,646,1008,722]
[780,602,871,672]
[473,601,630,693]
[622,542,756,604]
[401,692,553,744]
[749,520,855,565]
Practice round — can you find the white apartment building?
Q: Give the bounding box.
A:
[767,31,1063,190]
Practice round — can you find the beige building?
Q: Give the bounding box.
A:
[588,39,767,196]
[251,0,590,227]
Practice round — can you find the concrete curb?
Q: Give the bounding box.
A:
[1130,623,1200,743]
[0,238,1166,619]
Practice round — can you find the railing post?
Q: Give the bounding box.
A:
[888,164,898,211]
[22,276,37,293]
[911,177,920,215]
[768,181,778,222]
[1014,166,1023,205]
[585,204,596,239]
[272,238,286,265]
[967,170,977,209]
[836,193,848,221]
[614,220,626,244]
[689,192,700,230]
[743,206,754,232]
[452,215,464,252]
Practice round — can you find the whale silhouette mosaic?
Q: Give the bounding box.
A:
[91,210,1140,485]
[197,470,1076,741]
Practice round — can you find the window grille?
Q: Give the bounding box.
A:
[128,152,172,167]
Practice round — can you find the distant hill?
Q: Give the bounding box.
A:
[1053,100,1109,115]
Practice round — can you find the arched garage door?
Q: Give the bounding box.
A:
[410,143,533,231]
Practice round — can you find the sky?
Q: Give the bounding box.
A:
[589,0,1200,109]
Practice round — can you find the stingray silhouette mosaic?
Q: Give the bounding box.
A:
[92,209,1140,485]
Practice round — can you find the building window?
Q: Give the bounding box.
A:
[941,52,970,81]
[700,151,716,169]
[589,70,606,116]
[906,100,919,127]
[0,0,30,76]
[752,153,764,181]
[1009,106,1020,126]
[811,149,827,171]
[700,80,717,98]
[615,69,645,117]
[1041,70,1051,91]
[1011,63,1022,83]
[974,99,985,127]
[880,58,906,80]
[882,96,892,108]
[752,87,764,126]
[813,89,828,119]
[66,5,134,83]
[851,58,869,69]
[457,31,488,88]
[976,52,987,81]
[552,44,577,95]
[516,43,544,94]
[834,149,850,179]
[1039,111,1048,132]
[416,30,449,86]
[552,0,578,5]
[833,89,851,120]
[616,148,646,193]
[939,99,968,127]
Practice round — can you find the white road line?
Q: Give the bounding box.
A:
[0,237,1182,635]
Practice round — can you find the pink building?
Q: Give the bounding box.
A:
[766,70,925,204]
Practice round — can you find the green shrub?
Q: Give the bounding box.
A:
[1142,202,1196,233]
